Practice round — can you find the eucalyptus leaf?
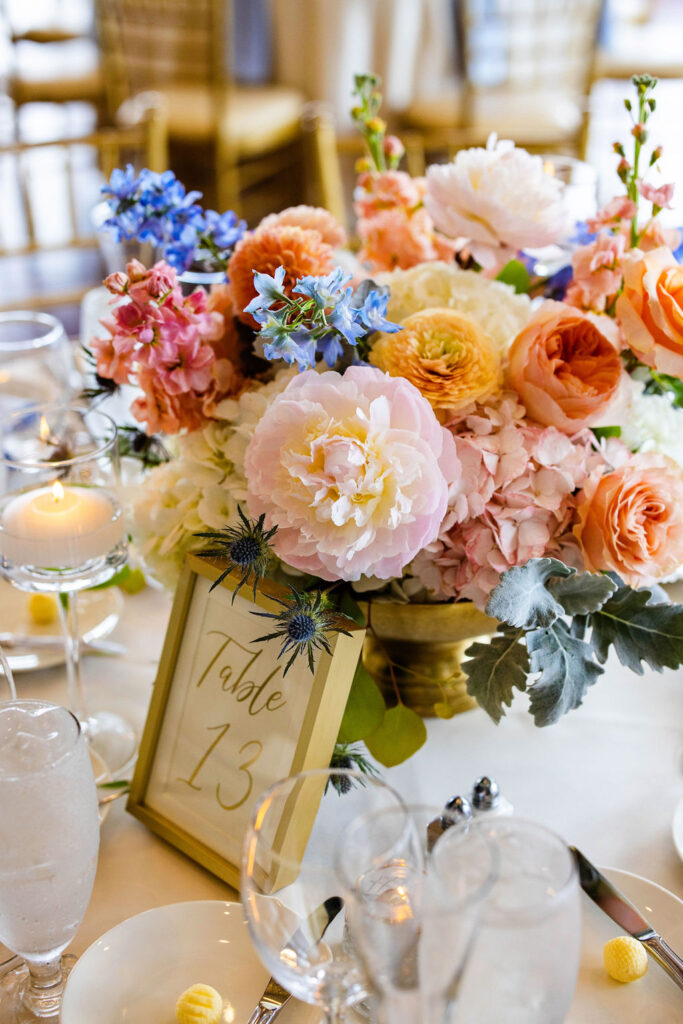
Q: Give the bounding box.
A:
[549,572,617,616]
[485,558,575,629]
[337,662,386,743]
[336,590,366,627]
[364,704,427,767]
[526,620,603,726]
[590,586,683,674]
[464,628,529,724]
[495,259,531,294]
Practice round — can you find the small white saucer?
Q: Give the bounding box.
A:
[61,900,320,1024]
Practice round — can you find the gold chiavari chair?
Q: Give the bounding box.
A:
[0,102,167,312]
[401,0,603,166]
[94,0,306,212]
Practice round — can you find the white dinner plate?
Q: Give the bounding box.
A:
[567,867,683,1022]
[0,581,123,673]
[60,900,321,1024]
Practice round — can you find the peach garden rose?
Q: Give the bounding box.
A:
[507,300,626,433]
[244,366,459,581]
[616,247,683,379]
[574,452,683,586]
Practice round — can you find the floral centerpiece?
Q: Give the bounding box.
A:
[91,73,683,769]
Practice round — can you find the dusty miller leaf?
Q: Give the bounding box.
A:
[526,620,603,726]
[589,586,683,674]
[485,558,575,629]
[549,572,617,616]
[464,628,530,724]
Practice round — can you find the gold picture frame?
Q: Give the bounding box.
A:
[128,554,365,890]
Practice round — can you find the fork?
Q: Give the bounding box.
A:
[246,976,291,1023]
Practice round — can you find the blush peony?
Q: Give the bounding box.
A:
[507,301,626,433]
[574,452,683,586]
[616,247,683,379]
[369,307,501,413]
[424,137,570,272]
[244,366,460,581]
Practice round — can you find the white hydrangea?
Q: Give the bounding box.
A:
[376,261,533,355]
[620,378,683,470]
[130,368,297,587]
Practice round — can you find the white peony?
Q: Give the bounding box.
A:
[376,261,533,355]
[424,136,570,272]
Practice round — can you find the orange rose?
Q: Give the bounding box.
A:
[574,452,683,586]
[369,307,501,413]
[507,300,625,433]
[616,246,683,378]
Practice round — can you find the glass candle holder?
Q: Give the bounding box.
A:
[0,312,75,417]
[0,403,136,774]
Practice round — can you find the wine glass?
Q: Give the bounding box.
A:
[0,699,100,1021]
[452,817,582,1023]
[0,402,136,773]
[241,768,408,1024]
[0,312,75,417]
[335,804,497,1024]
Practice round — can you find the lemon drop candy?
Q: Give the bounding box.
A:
[603,936,648,983]
[28,593,58,626]
[175,983,223,1024]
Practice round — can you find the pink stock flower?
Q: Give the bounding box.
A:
[354,170,425,218]
[358,207,457,272]
[586,196,637,233]
[409,393,604,608]
[566,231,626,312]
[245,366,460,581]
[636,179,675,209]
[638,219,682,252]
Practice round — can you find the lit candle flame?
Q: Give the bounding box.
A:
[543,160,555,177]
[51,481,65,503]
[40,417,51,443]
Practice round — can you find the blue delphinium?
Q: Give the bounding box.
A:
[100,165,246,273]
[245,266,401,370]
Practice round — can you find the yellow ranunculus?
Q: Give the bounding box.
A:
[370,307,501,413]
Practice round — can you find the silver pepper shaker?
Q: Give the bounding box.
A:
[471,775,513,818]
[427,794,473,852]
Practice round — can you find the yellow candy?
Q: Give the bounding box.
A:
[175,983,223,1024]
[28,593,58,627]
[603,936,648,983]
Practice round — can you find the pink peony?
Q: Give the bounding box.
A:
[245,366,460,581]
[586,196,637,233]
[424,137,570,273]
[566,231,626,312]
[410,393,604,608]
[636,179,675,209]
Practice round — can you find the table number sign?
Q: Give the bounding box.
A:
[128,554,364,888]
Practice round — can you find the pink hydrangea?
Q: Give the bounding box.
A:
[93,259,225,434]
[565,231,626,312]
[410,393,604,609]
[245,366,460,581]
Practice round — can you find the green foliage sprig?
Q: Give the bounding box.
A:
[350,73,404,173]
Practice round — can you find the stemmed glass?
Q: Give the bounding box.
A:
[241,768,408,1024]
[0,402,136,773]
[0,699,100,1021]
[0,312,75,416]
[335,804,497,1024]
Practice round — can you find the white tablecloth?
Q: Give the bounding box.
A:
[16,583,683,1006]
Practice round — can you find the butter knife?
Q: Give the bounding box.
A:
[571,846,683,991]
[247,896,344,1024]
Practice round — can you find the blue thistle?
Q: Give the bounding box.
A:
[252,587,351,675]
[194,506,277,600]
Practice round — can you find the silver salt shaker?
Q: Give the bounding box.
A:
[427,793,473,852]
[471,775,513,818]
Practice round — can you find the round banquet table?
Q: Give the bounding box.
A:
[14,581,683,1013]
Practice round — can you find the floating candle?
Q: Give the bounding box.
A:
[0,481,124,568]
